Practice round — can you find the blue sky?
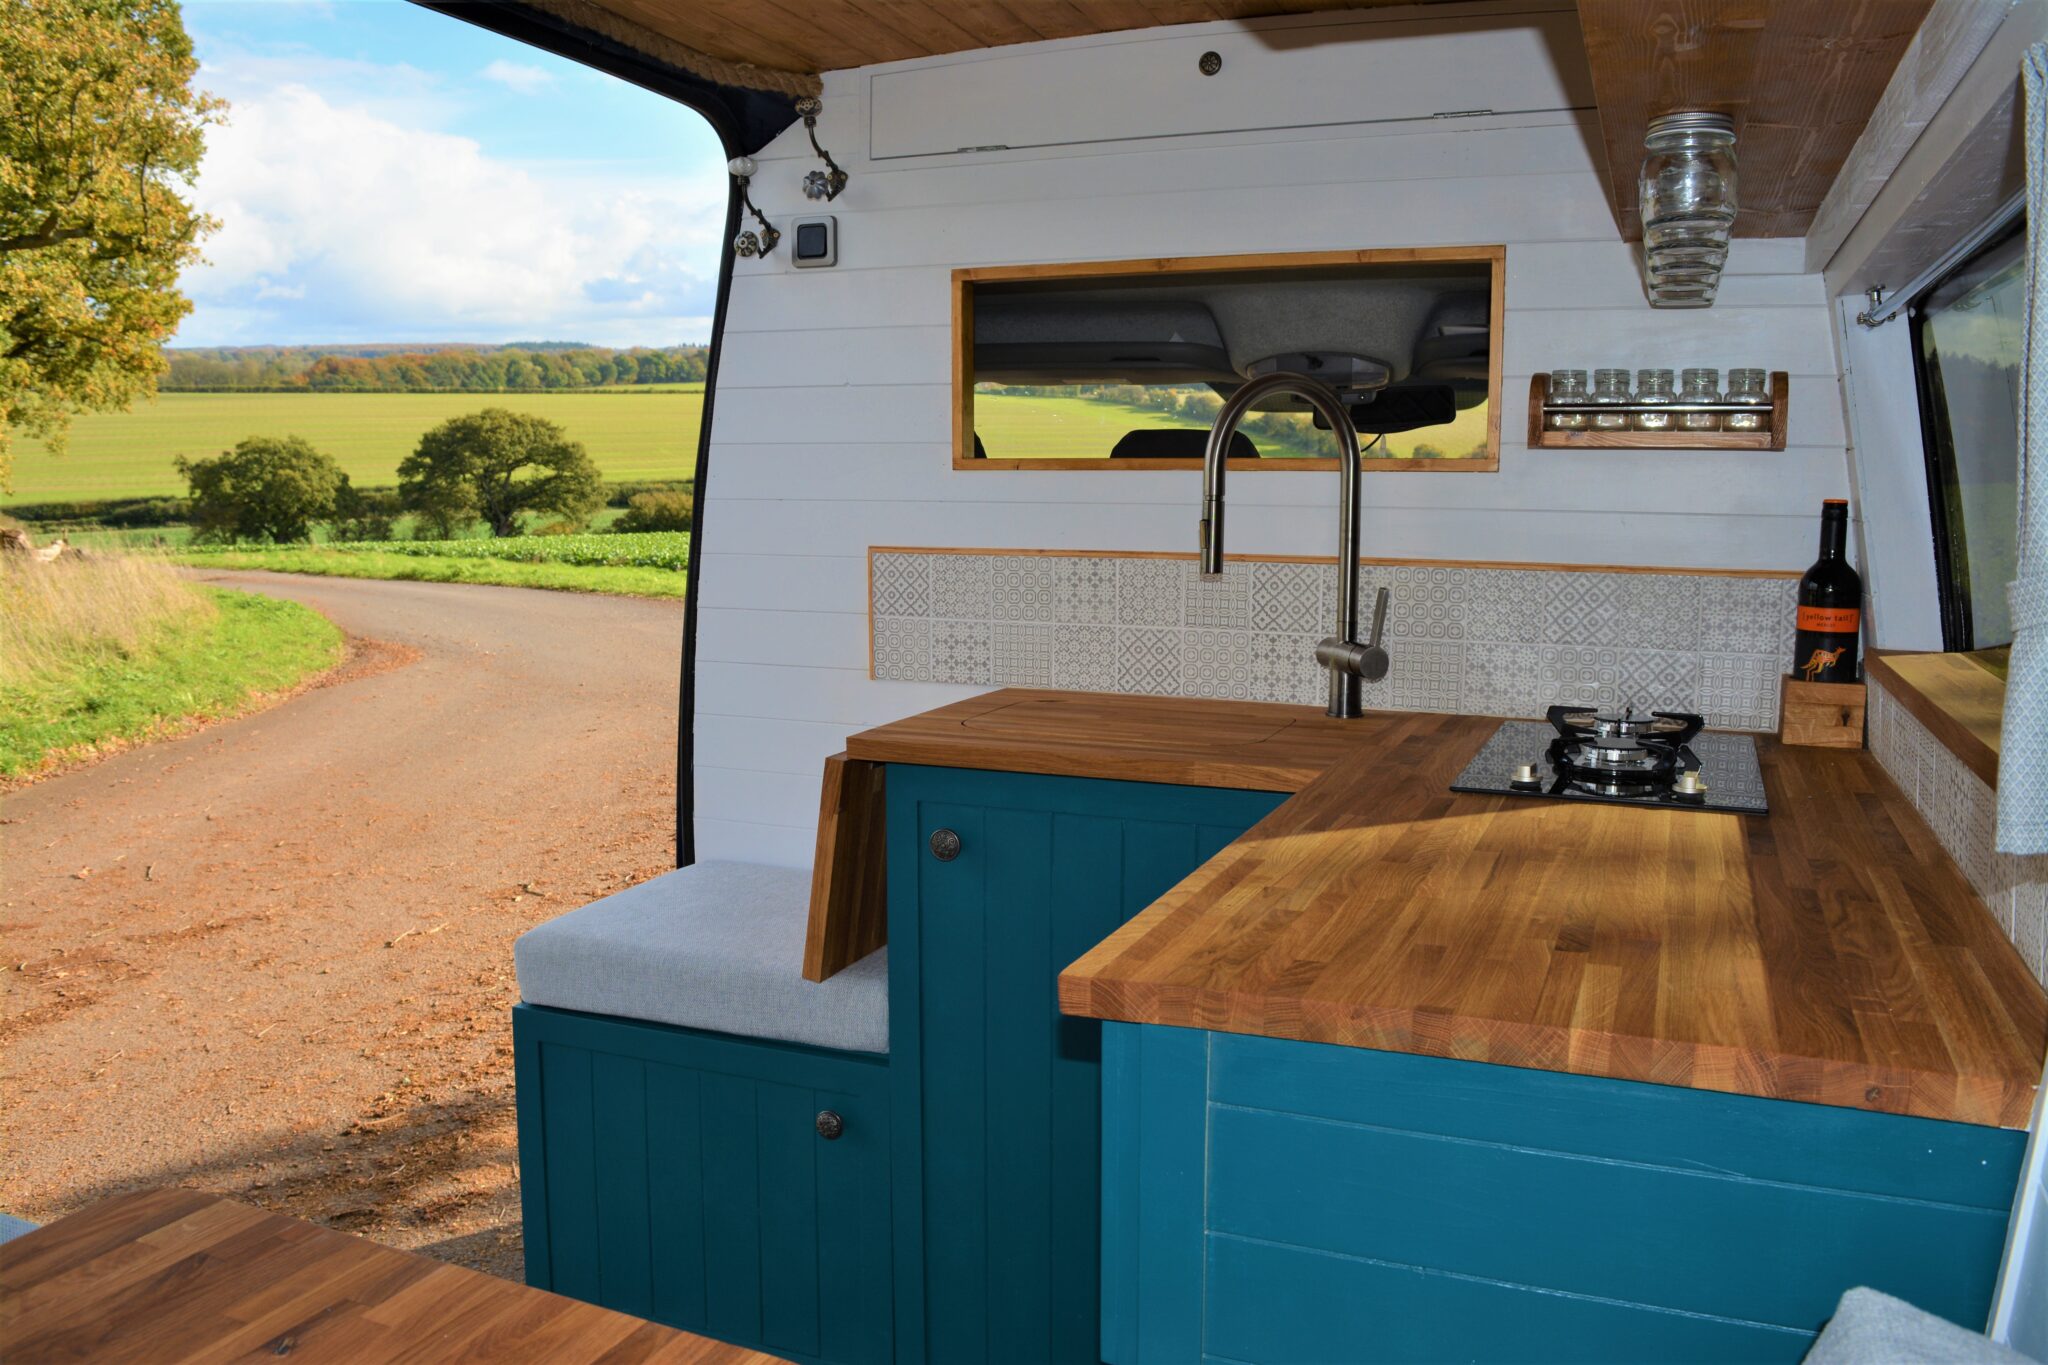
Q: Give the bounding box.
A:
[177,0,729,348]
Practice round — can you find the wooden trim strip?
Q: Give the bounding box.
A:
[956,245,1508,283]
[1866,650,2003,789]
[964,456,1496,471]
[868,546,1802,579]
[953,246,1506,474]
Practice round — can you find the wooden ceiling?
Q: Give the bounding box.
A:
[531,0,1936,240]
[572,0,1442,86]
[1578,1,1936,238]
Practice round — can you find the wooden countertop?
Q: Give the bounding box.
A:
[0,1188,785,1363]
[850,690,2047,1128]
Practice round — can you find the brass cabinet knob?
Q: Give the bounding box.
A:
[816,1110,844,1140]
[929,828,962,862]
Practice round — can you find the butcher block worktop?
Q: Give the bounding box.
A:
[847,690,2048,1128]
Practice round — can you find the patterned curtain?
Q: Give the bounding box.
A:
[2001,45,2048,853]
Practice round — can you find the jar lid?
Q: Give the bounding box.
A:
[1645,111,1735,142]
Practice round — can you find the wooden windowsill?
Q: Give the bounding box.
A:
[1865,648,2005,789]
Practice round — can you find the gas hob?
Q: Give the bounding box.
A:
[1449,705,1769,815]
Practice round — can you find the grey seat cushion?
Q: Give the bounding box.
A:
[1804,1288,2033,1365]
[514,861,887,1054]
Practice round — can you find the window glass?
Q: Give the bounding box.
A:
[1914,225,2024,648]
[959,251,1501,468]
[970,383,1491,461]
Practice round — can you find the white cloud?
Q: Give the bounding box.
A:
[180,82,725,345]
[480,59,553,94]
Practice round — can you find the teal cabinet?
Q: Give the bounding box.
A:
[514,1004,892,1365]
[1102,1025,2027,1365]
[884,764,1288,1365]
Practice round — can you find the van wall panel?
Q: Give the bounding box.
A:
[699,450,1856,553]
[691,26,1853,866]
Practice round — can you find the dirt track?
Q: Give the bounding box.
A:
[0,571,686,1277]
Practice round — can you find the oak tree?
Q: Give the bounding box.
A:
[1,0,222,489]
[178,436,343,544]
[399,408,604,538]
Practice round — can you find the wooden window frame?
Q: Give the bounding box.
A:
[952,245,1505,473]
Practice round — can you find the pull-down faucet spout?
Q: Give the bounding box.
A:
[1199,370,1388,719]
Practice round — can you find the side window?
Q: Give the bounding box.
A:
[1911,222,2025,651]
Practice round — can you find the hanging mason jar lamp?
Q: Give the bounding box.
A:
[1639,112,1737,308]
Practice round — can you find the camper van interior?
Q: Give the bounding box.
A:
[8,1,2048,1363]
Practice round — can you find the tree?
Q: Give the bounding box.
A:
[1,0,221,490]
[177,436,343,543]
[399,408,603,538]
[327,478,397,542]
[613,489,694,533]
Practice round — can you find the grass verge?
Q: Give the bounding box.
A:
[174,546,688,598]
[1,564,344,778]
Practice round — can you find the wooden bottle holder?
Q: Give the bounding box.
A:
[1527,371,1788,450]
[1779,675,1866,749]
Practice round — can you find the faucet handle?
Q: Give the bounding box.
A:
[1354,587,1390,683]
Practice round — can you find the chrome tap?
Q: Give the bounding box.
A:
[1199,371,1388,718]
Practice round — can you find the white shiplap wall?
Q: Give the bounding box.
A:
[693,8,1854,866]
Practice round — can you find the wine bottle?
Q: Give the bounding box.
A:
[1793,499,1862,684]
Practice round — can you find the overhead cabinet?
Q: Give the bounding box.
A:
[867,8,1594,160]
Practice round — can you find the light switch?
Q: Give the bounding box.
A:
[791,215,836,268]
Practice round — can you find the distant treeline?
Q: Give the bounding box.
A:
[161,343,712,393]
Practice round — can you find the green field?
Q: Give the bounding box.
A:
[3,387,704,504]
[7,383,1489,509]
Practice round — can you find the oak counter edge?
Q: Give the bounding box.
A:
[1054,976,2041,1130]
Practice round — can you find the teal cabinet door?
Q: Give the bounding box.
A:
[515,1004,892,1365]
[1102,1024,2027,1365]
[885,765,1287,1365]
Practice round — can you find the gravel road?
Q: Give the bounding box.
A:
[1,571,687,1277]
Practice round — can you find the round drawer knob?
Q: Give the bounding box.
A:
[816,1109,845,1140]
[929,828,962,862]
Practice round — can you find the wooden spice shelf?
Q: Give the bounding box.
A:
[1526,371,1788,450]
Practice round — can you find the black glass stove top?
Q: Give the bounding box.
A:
[1451,720,1770,814]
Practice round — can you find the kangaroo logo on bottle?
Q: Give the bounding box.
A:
[1799,645,1849,682]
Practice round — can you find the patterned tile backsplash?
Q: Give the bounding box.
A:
[872,550,1801,731]
[1868,680,2048,989]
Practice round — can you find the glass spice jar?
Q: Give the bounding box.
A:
[1590,368,1632,430]
[1546,369,1589,429]
[1678,368,1721,431]
[1632,368,1676,430]
[1724,368,1769,431]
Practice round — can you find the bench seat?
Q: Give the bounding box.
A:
[514,860,887,1054]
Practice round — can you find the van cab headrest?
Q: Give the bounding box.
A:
[1109,428,1258,459]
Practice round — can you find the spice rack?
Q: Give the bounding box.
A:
[1526,371,1788,450]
